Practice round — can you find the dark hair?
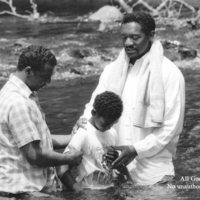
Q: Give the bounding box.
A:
[121,11,155,35]
[17,45,57,71]
[93,91,123,121]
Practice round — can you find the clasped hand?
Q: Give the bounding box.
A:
[71,118,138,168]
[105,145,137,168]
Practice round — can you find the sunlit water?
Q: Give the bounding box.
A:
[1,9,200,200]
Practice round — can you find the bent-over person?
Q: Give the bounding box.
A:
[0,45,82,195]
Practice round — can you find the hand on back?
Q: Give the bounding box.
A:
[71,117,87,136]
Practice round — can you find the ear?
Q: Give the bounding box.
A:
[24,66,33,76]
[149,30,155,41]
[91,109,96,116]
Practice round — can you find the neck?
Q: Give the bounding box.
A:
[89,117,95,128]
[15,70,32,92]
[89,117,93,124]
[15,71,26,83]
[89,117,100,131]
[129,42,152,65]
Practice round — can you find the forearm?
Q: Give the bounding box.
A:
[51,134,72,149]
[126,171,132,181]
[28,148,74,167]
[60,170,78,191]
[134,121,182,159]
[58,165,82,192]
[21,141,78,167]
[121,167,132,180]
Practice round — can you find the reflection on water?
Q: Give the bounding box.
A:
[1,14,200,199]
[0,16,99,38]
[39,77,99,135]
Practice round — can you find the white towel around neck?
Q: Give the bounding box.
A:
[107,40,165,128]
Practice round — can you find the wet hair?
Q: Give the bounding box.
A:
[93,91,123,121]
[17,45,57,71]
[121,11,156,35]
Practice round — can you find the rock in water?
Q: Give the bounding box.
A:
[178,46,197,60]
[88,5,123,23]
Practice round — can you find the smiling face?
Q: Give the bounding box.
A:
[26,64,55,92]
[121,22,153,61]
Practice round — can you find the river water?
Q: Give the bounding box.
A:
[1,7,200,200]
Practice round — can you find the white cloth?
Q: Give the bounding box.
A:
[107,40,165,128]
[64,122,118,189]
[82,51,185,185]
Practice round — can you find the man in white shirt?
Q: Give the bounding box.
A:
[73,11,185,185]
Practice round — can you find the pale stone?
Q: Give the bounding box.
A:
[88,5,123,23]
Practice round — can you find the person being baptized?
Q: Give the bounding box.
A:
[58,91,132,191]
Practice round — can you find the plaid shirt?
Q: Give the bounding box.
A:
[0,74,57,194]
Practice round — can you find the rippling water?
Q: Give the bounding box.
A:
[1,11,200,199]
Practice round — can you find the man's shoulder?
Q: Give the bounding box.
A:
[2,91,28,106]
[162,56,181,73]
[0,86,26,106]
[103,59,118,72]
[162,56,185,85]
[0,90,33,120]
[162,56,184,78]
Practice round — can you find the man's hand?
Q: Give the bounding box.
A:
[104,146,119,164]
[64,146,83,166]
[71,118,87,136]
[110,145,137,168]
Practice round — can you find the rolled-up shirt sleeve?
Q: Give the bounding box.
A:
[134,67,185,159]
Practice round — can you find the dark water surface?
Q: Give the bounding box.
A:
[1,68,200,200]
[1,12,200,200]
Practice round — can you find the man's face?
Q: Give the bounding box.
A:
[121,22,152,60]
[27,64,55,92]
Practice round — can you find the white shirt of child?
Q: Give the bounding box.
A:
[64,122,118,189]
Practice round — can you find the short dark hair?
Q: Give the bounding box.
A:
[93,91,123,121]
[121,11,156,35]
[17,45,57,71]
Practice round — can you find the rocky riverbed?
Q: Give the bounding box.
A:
[0,13,200,82]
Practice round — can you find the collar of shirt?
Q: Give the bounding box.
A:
[9,73,33,99]
[128,52,149,76]
[129,52,149,68]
